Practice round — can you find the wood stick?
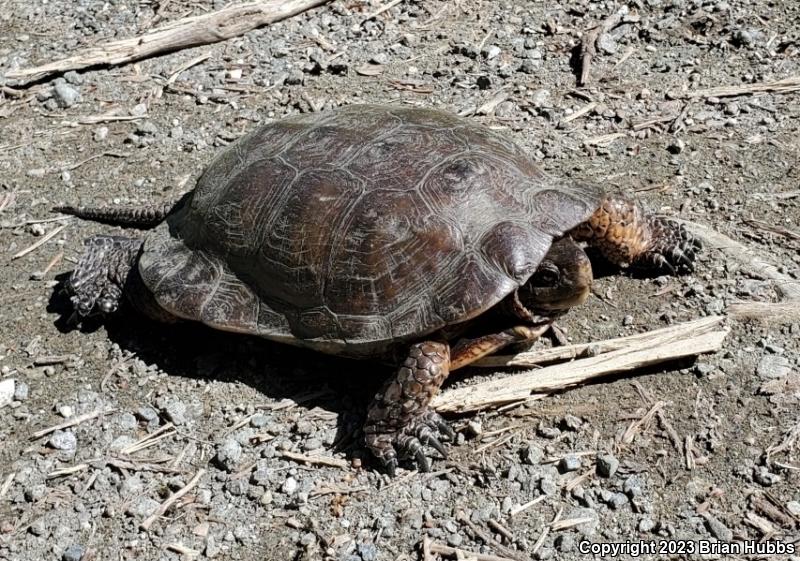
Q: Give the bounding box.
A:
[433,317,728,413]
[6,0,330,84]
[727,301,800,323]
[675,219,800,301]
[279,451,348,469]
[140,469,206,530]
[474,315,723,368]
[11,225,66,260]
[0,473,16,500]
[672,75,800,99]
[426,540,522,561]
[577,7,628,86]
[30,408,113,439]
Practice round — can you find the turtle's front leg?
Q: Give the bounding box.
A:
[364,341,455,475]
[571,197,701,274]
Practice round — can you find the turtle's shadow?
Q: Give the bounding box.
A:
[47,273,383,464]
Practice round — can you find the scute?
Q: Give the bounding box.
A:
[139,105,603,355]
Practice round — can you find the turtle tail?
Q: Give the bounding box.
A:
[54,194,188,229]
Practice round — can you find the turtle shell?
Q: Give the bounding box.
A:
[138,105,602,356]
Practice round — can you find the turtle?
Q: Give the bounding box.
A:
[56,104,700,474]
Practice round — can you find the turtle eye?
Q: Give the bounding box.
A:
[532,264,560,286]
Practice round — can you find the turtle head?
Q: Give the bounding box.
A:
[514,237,593,321]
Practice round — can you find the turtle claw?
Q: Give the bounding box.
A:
[636,218,700,275]
[367,410,454,474]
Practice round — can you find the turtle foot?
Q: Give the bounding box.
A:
[67,235,142,317]
[364,341,453,475]
[366,410,455,476]
[635,217,702,274]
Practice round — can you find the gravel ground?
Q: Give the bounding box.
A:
[1,1,799,560]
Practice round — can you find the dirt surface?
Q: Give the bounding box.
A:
[1,1,799,560]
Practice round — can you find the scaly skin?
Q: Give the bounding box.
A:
[570,196,700,273]
[364,341,454,475]
[66,235,143,317]
[54,200,178,229]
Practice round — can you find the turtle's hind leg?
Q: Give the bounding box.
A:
[571,197,701,274]
[67,235,142,317]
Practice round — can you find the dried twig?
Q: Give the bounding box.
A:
[165,543,200,558]
[0,472,16,499]
[562,102,598,123]
[7,0,330,85]
[279,451,348,469]
[47,464,90,479]
[435,316,727,413]
[140,469,206,530]
[30,408,113,439]
[577,7,629,86]
[456,511,530,561]
[121,423,176,455]
[744,218,800,241]
[509,496,545,517]
[425,538,521,561]
[676,219,800,303]
[11,225,66,260]
[672,75,800,99]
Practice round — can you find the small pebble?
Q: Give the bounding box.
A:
[484,45,501,59]
[62,544,85,561]
[704,513,733,541]
[667,138,685,154]
[558,455,581,473]
[135,406,159,423]
[0,379,14,408]
[537,425,561,439]
[638,517,656,532]
[753,466,781,486]
[596,454,619,478]
[357,543,378,561]
[756,355,790,379]
[597,32,618,54]
[560,414,583,431]
[162,400,188,425]
[281,477,298,495]
[521,442,543,465]
[28,518,47,536]
[126,496,160,517]
[94,127,109,141]
[53,83,81,108]
[214,438,242,471]
[465,419,482,437]
[49,430,77,451]
[63,71,84,85]
[607,492,629,510]
[623,476,643,498]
